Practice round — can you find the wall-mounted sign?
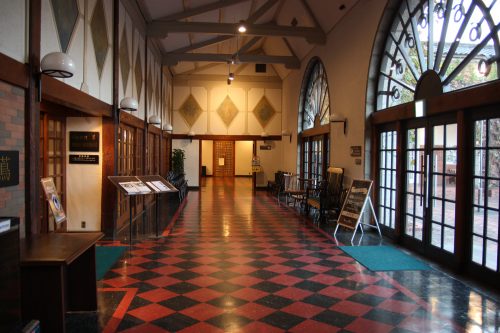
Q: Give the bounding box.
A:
[69,131,99,152]
[350,146,362,157]
[260,145,272,150]
[0,151,19,188]
[69,154,99,164]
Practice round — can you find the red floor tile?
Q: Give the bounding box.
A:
[127,303,174,322]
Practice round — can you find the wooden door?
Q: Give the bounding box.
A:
[213,141,234,177]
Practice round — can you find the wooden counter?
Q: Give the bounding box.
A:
[20,232,103,333]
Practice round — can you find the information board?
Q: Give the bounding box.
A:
[337,179,373,230]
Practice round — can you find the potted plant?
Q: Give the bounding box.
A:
[172,148,185,175]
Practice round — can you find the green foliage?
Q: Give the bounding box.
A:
[172,148,185,174]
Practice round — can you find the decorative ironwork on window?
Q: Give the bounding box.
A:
[299,59,330,131]
[377,0,500,110]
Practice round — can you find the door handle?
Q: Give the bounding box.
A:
[425,154,430,208]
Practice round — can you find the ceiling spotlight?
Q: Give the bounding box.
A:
[238,21,247,33]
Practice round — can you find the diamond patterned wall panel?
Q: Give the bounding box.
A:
[135,50,143,102]
[179,95,203,127]
[217,96,239,127]
[90,0,109,79]
[50,0,79,53]
[120,29,130,94]
[253,96,276,128]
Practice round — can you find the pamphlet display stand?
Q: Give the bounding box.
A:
[108,175,178,246]
[333,179,382,243]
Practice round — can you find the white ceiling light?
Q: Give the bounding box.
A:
[237,21,247,33]
[119,97,138,111]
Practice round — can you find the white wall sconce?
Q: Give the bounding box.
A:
[330,113,347,135]
[38,52,76,101]
[281,130,292,143]
[188,131,195,142]
[163,123,173,133]
[119,97,138,111]
[148,114,161,125]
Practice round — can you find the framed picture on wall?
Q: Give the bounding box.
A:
[40,177,66,224]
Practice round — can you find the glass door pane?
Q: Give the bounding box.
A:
[472,119,500,272]
[405,127,426,241]
[379,130,397,229]
[429,124,457,253]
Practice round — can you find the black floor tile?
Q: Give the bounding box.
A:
[335,279,369,291]
[255,295,294,309]
[302,294,340,308]
[287,269,317,279]
[249,269,279,280]
[159,295,199,311]
[363,308,406,325]
[281,260,309,268]
[248,260,273,268]
[129,270,162,281]
[294,280,328,292]
[173,261,202,269]
[209,270,241,280]
[347,292,386,307]
[164,282,201,294]
[312,309,356,328]
[260,311,306,330]
[168,270,201,281]
[152,313,198,331]
[251,281,287,293]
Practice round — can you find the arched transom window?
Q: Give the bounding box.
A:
[377,0,500,110]
[298,58,331,181]
[300,59,330,131]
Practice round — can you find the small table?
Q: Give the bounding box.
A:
[20,232,103,333]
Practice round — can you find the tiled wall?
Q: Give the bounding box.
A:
[0,80,25,237]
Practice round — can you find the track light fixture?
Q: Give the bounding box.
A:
[237,21,247,33]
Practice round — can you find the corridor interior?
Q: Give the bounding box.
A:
[71,178,500,333]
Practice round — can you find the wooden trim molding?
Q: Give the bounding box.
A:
[41,76,112,117]
[171,134,282,141]
[148,124,162,135]
[120,111,145,128]
[301,124,329,137]
[0,53,29,88]
[371,80,500,125]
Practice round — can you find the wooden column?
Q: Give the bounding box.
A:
[101,0,120,237]
[26,0,42,236]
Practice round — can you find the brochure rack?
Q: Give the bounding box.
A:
[108,175,178,245]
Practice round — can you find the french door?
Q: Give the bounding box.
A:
[403,118,458,260]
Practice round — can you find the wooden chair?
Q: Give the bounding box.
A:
[306,167,344,223]
[283,175,314,209]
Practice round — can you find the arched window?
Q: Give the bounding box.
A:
[370,0,500,281]
[298,58,330,180]
[377,0,500,110]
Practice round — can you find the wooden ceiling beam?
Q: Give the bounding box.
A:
[148,22,326,44]
[163,52,300,68]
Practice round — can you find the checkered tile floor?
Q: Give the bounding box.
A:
[87,178,500,333]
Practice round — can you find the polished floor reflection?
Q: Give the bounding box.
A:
[69,177,500,332]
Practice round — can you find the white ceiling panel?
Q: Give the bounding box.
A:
[190,9,220,23]
[161,34,191,52]
[282,37,313,60]
[277,0,314,28]
[221,1,252,23]
[262,37,290,56]
[308,0,360,32]
[142,0,184,20]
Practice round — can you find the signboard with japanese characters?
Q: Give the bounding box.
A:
[0,151,19,188]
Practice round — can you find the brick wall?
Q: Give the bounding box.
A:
[0,80,25,237]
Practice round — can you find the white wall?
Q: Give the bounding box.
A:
[235,141,253,176]
[201,140,213,176]
[40,0,113,104]
[172,139,200,187]
[281,0,386,185]
[0,0,27,62]
[65,117,102,231]
[255,140,283,186]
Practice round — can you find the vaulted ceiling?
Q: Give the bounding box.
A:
[135,0,359,79]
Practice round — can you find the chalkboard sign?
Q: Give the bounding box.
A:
[337,179,373,230]
[69,132,99,152]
